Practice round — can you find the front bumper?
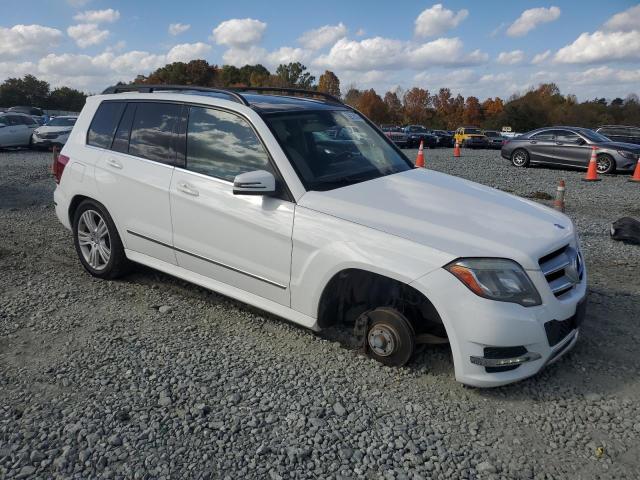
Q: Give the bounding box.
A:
[410,263,587,387]
[32,134,68,147]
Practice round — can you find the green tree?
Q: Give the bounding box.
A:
[275,62,315,89]
[317,70,341,98]
[49,87,86,111]
[0,74,50,108]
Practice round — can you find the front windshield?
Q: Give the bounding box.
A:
[408,126,427,132]
[265,109,412,191]
[465,128,482,134]
[579,128,610,143]
[46,117,76,127]
[484,131,500,137]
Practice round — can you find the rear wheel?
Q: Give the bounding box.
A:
[596,153,615,174]
[511,149,530,167]
[364,307,415,367]
[72,199,131,279]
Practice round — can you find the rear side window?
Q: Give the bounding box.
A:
[129,102,181,164]
[531,131,554,141]
[186,106,271,181]
[554,130,581,143]
[88,101,125,149]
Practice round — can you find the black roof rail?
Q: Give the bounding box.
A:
[232,87,344,105]
[101,84,249,106]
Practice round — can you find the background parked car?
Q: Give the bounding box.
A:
[431,129,454,148]
[380,125,409,148]
[454,126,488,149]
[403,125,438,148]
[8,106,44,116]
[595,125,640,145]
[0,112,39,148]
[31,115,77,149]
[501,126,640,174]
[483,130,505,149]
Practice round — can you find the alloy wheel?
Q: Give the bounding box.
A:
[77,209,111,270]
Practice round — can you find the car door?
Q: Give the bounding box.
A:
[551,129,591,167]
[170,105,294,307]
[6,115,29,146]
[526,130,556,163]
[0,116,17,146]
[92,101,180,265]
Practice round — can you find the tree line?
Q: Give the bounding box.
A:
[2,60,639,132]
[0,75,87,112]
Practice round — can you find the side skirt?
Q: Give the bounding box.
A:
[125,249,319,331]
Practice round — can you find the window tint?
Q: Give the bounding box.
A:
[129,102,180,164]
[531,131,555,141]
[88,101,125,149]
[111,103,136,153]
[186,106,271,181]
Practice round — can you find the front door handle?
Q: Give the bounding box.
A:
[529,141,537,144]
[177,182,199,197]
[106,158,123,169]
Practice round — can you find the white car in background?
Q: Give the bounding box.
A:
[52,85,587,387]
[0,112,39,148]
[32,116,78,149]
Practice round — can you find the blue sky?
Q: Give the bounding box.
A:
[1,0,638,100]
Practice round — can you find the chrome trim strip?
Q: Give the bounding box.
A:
[540,252,571,276]
[549,277,574,294]
[126,230,287,290]
[470,351,542,368]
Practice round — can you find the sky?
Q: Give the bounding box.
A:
[1,0,639,100]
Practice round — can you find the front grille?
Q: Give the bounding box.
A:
[544,299,587,347]
[539,244,583,297]
[483,346,527,373]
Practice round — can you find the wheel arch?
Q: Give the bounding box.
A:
[316,267,447,339]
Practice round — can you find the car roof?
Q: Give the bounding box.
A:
[241,93,347,113]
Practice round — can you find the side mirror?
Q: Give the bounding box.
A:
[233,170,276,196]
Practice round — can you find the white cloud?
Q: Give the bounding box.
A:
[67,23,109,48]
[414,3,468,37]
[222,46,268,66]
[554,30,640,64]
[314,36,487,71]
[603,4,640,32]
[73,8,120,23]
[355,28,366,37]
[298,23,347,50]
[211,18,267,48]
[507,6,561,37]
[497,50,524,65]
[168,23,191,36]
[531,50,551,64]
[567,66,640,86]
[166,42,212,63]
[266,46,310,66]
[0,25,63,60]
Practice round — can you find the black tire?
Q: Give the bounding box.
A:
[72,199,132,279]
[364,307,415,367]
[511,148,530,167]
[596,153,615,174]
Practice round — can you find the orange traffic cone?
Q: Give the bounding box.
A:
[453,141,461,158]
[582,146,601,182]
[415,140,425,168]
[553,180,566,212]
[630,158,640,182]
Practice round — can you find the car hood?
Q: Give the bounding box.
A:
[598,141,640,152]
[298,169,574,270]
[36,126,72,134]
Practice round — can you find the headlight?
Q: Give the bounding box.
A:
[445,258,542,307]
[617,150,637,160]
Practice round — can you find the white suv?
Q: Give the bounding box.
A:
[53,85,587,387]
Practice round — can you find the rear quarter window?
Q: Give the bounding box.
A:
[128,102,181,164]
[87,101,126,149]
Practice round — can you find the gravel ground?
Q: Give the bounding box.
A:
[1,147,639,480]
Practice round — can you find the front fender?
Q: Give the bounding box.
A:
[290,206,454,319]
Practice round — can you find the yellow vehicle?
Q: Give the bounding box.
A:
[454,126,489,149]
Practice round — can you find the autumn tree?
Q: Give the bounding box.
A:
[356,89,387,124]
[403,87,431,125]
[317,70,341,98]
[343,86,363,108]
[463,96,483,125]
[383,91,403,124]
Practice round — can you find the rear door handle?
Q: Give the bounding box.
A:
[177,182,199,197]
[106,158,123,169]
[529,141,537,144]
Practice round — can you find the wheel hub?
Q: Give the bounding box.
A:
[368,326,397,357]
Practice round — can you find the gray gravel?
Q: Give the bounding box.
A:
[1,148,639,479]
